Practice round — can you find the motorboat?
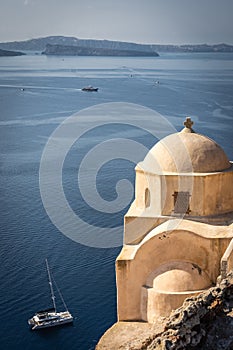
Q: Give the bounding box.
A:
[82,86,98,92]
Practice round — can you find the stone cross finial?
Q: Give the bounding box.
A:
[184,117,194,129]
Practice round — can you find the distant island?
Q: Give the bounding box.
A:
[42,43,159,56]
[0,48,25,57]
[0,36,158,56]
[154,43,233,53]
[0,36,233,55]
[0,36,159,57]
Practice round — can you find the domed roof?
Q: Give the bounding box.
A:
[142,118,231,173]
[152,262,211,292]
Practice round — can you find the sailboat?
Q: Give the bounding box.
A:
[28,259,73,330]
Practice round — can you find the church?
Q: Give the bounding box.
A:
[116,117,233,322]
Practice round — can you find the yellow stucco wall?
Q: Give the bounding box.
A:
[135,168,233,218]
[124,167,233,244]
[116,220,233,321]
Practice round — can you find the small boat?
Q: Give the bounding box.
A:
[82,86,98,92]
[28,259,73,330]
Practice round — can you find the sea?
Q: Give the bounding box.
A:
[0,52,233,350]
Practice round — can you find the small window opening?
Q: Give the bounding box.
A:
[145,188,151,208]
[173,191,191,214]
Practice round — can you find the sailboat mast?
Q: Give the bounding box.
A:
[45,259,56,312]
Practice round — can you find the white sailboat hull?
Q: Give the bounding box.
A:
[28,260,73,331]
[28,311,73,330]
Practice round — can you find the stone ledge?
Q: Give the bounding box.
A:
[96,321,165,350]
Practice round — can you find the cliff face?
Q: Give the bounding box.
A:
[42,44,159,56]
[96,272,233,350]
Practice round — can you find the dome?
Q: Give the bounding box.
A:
[152,262,212,292]
[143,118,231,173]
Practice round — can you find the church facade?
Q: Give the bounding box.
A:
[116,118,233,322]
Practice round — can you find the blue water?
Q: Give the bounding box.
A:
[0,53,233,350]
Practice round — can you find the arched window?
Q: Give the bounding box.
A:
[145,188,151,208]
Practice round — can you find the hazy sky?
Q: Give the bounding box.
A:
[1,0,233,44]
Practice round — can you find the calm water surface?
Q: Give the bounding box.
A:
[0,53,233,350]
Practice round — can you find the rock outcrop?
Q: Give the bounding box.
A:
[146,280,233,349]
[96,272,233,350]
